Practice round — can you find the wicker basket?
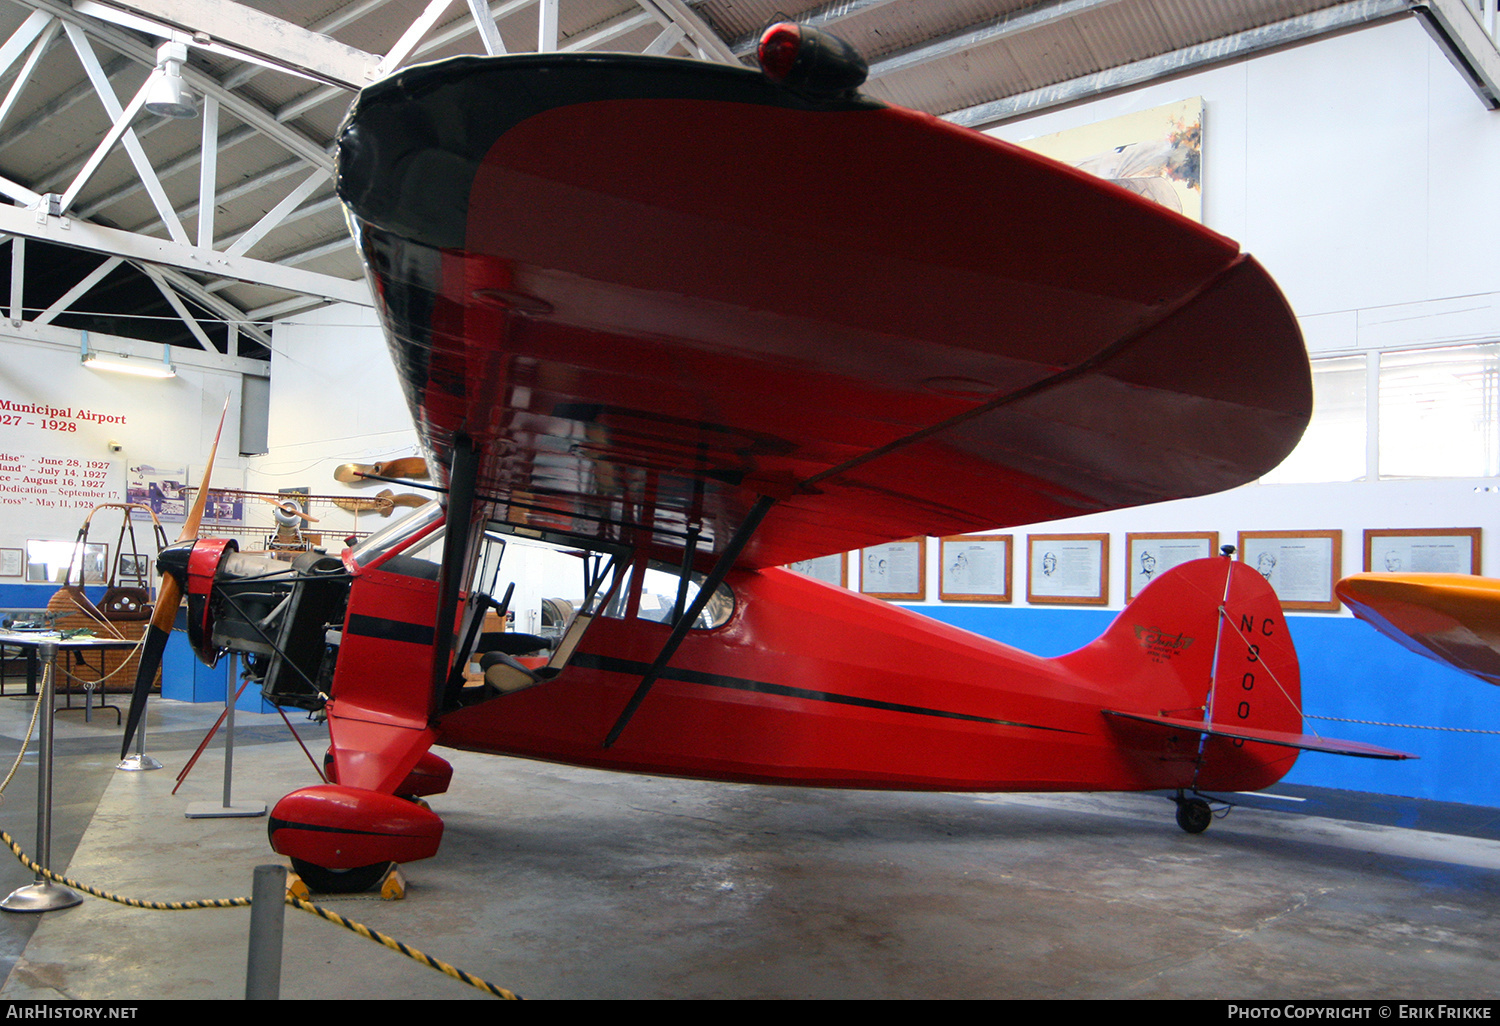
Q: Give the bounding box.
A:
[44,588,157,695]
[44,503,168,696]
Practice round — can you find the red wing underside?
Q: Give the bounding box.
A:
[1104,710,1415,760]
[338,54,1311,567]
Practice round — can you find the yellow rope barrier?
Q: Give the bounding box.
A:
[288,896,520,1000]
[0,686,519,998]
[1,827,520,997]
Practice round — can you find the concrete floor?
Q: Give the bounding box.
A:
[0,693,1494,1000]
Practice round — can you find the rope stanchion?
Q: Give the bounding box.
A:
[0,827,521,997]
[1,828,249,910]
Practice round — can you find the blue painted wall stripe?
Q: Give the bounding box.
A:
[909,604,1500,809]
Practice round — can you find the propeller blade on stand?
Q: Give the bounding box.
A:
[120,398,229,759]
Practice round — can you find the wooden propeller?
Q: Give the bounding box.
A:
[332,456,428,485]
[120,398,229,759]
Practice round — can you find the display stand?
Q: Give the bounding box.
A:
[185,654,265,819]
[117,715,163,772]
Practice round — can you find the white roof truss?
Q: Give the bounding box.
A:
[0,0,1489,371]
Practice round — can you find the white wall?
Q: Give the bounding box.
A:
[989,17,1500,328]
[246,303,423,543]
[0,332,246,570]
[948,16,1500,615]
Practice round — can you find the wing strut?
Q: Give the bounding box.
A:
[603,495,775,748]
[434,436,481,715]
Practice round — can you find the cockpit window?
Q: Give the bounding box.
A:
[607,562,735,630]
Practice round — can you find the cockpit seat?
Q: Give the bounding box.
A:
[478,650,542,694]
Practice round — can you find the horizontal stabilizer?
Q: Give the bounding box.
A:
[1103,710,1415,760]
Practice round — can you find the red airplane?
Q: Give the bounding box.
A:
[122,25,1411,892]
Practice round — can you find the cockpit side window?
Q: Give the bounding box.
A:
[622,562,735,630]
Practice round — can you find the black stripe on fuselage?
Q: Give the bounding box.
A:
[570,652,1081,734]
[346,613,435,647]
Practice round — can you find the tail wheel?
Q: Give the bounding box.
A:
[1175,797,1213,834]
[289,858,392,894]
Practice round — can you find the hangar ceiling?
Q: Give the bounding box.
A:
[0,0,1494,364]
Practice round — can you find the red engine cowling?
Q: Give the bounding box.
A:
[268,785,443,868]
[157,538,238,665]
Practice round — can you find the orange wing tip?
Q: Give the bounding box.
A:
[1104,710,1417,760]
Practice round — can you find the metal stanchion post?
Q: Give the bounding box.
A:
[2,641,82,912]
[245,864,287,1000]
[186,653,264,818]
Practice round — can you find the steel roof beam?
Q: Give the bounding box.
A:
[945,0,1417,125]
[1415,0,1500,108]
[636,0,739,64]
[0,199,368,305]
[73,0,381,89]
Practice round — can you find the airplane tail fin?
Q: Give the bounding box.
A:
[1059,556,1410,794]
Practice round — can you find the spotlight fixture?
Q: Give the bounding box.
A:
[144,41,198,119]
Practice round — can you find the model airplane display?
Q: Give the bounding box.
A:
[1337,573,1500,685]
[121,24,1411,892]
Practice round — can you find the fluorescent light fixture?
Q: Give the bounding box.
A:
[80,334,175,378]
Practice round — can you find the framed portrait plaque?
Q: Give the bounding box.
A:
[786,554,846,588]
[1125,532,1218,601]
[1362,528,1480,575]
[1237,530,1341,611]
[939,534,1012,602]
[1027,533,1108,605]
[859,539,925,601]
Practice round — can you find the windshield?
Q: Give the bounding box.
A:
[349,499,444,568]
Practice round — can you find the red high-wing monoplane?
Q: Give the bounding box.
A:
[123,25,1410,892]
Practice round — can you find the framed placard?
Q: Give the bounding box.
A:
[1028,534,1108,605]
[0,548,21,578]
[860,539,926,600]
[940,534,1012,602]
[1238,530,1341,611]
[787,554,846,588]
[1126,532,1218,600]
[1363,528,1481,575]
[118,552,152,581]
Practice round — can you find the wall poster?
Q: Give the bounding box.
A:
[1027,533,1108,605]
[1238,530,1342,611]
[1362,528,1480,575]
[859,539,925,601]
[1125,532,1218,600]
[939,534,1012,602]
